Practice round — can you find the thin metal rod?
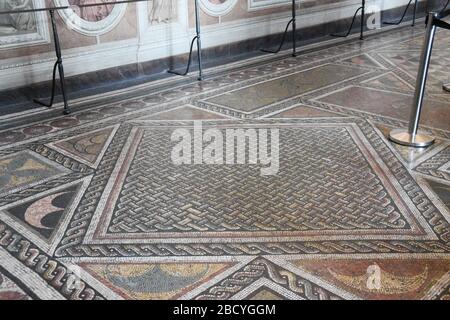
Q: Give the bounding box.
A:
[260,19,294,54]
[261,0,298,56]
[383,0,417,26]
[34,61,58,108]
[167,37,198,77]
[0,0,150,15]
[168,0,202,81]
[292,0,297,57]
[408,12,437,136]
[360,0,365,40]
[33,10,71,114]
[195,0,203,81]
[331,4,364,39]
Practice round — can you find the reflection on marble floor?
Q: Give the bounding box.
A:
[0,24,449,300]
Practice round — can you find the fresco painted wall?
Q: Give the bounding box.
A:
[0,0,50,48]
[0,0,427,89]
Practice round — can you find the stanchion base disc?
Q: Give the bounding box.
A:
[443,83,450,92]
[389,129,435,148]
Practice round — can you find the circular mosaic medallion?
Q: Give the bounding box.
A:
[49,117,80,128]
[0,131,26,144]
[23,125,53,136]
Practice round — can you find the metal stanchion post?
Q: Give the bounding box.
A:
[33,10,71,115]
[168,0,203,81]
[195,0,203,81]
[389,12,438,148]
[292,0,297,57]
[360,0,365,40]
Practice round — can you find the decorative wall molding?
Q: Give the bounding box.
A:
[0,0,50,49]
[308,0,367,13]
[53,0,128,36]
[199,0,239,17]
[248,0,291,11]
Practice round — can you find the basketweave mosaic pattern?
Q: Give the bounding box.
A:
[0,24,449,300]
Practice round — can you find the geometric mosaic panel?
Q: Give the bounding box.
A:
[205,64,368,112]
[47,125,119,169]
[86,121,435,245]
[0,177,91,255]
[316,86,450,131]
[78,262,234,300]
[0,150,70,197]
[292,258,450,300]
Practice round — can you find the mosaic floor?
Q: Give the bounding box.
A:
[0,23,449,300]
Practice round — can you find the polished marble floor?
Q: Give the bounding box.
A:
[0,23,449,300]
